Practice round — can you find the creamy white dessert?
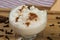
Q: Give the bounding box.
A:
[9,5,47,36]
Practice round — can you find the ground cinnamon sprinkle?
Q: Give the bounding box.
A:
[25,22,30,26]
[35,19,37,21]
[19,6,25,12]
[28,6,31,9]
[29,13,38,20]
[16,17,19,22]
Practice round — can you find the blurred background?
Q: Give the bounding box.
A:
[0,0,55,8]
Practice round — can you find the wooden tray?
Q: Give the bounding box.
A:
[0,8,60,40]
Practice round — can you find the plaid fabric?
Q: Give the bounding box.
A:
[0,0,55,8]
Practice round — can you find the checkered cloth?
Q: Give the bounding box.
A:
[0,0,55,8]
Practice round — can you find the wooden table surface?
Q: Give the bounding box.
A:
[0,8,60,40]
